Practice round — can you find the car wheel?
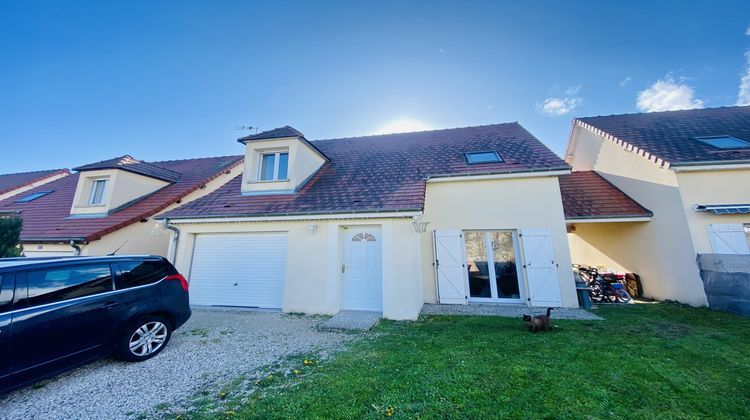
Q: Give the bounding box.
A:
[117,316,172,362]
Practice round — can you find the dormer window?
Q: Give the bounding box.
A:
[88,179,108,205]
[259,151,289,181]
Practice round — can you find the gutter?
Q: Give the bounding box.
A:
[669,160,750,172]
[155,208,423,221]
[162,219,180,264]
[565,215,653,223]
[69,240,82,255]
[424,166,571,181]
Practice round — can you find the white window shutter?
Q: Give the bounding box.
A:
[433,230,467,304]
[520,228,562,307]
[708,224,750,255]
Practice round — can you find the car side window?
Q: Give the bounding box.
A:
[26,264,113,307]
[118,260,173,289]
[0,274,13,313]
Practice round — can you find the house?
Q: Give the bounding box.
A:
[158,123,579,320]
[0,155,243,257]
[0,169,70,201]
[563,105,750,306]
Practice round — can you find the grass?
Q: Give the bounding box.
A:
[172,303,750,419]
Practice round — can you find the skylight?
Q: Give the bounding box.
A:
[465,151,503,164]
[16,191,53,203]
[694,136,750,150]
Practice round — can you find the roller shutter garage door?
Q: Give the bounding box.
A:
[189,233,287,308]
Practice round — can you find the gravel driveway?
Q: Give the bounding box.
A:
[0,309,352,419]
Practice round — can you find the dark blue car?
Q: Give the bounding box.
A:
[0,255,191,394]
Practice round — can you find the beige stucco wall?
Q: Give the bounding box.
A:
[70,169,169,215]
[0,171,69,202]
[241,137,326,194]
[675,168,750,254]
[419,175,578,308]
[566,125,707,306]
[170,217,423,320]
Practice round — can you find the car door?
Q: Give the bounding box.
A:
[0,273,15,391]
[9,262,123,382]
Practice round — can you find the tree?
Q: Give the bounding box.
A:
[0,216,23,258]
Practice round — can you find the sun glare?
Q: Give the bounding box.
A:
[375,118,431,135]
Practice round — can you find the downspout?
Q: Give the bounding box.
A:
[163,219,180,264]
[69,239,82,256]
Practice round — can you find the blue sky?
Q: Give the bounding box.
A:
[1,0,749,173]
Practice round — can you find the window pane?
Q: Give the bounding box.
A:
[260,154,276,180]
[466,152,501,164]
[277,152,289,180]
[118,260,174,289]
[489,232,520,299]
[465,231,491,298]
[27,265,113,306]
[90,180,106,205]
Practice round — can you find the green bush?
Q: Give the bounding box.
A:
[0,216,23,258]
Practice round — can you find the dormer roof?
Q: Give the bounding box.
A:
[238,125,306,142]
[73,155,182,183]
[237,126,330,161]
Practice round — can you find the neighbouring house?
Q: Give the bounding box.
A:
[0,155,243,257]
[563,105,750,306]
[0,169,70,201]
[158,123,579,320]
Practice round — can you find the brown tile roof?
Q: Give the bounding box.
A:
[559,171,652,220]
[73,155,182,183]
[162,122,569,219]
[576,105,750,166]
[0,169,69,196]
[0,155,243,242]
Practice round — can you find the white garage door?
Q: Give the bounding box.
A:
[189,233,287,308]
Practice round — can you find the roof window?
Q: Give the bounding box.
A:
[15,191,53,203]
[465,151,503,164]
[694,136,750,150]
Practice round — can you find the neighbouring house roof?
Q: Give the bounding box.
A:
[162,122,570,219]
[558,171,652,221]
[73,155,182,183]
[575,105,750,167]
[0,155,243,242]
[0,169,69,196]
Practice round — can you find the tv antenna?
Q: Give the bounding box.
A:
[235,125,259,134]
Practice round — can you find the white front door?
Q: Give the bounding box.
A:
[341,228,383,311]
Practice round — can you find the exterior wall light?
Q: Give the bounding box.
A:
[308,222,318,235]
[412,216,430,234]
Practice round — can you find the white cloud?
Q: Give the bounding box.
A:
[619,76,632,87]
[737,28,750,105]
[536,86,583,116]
[738,52,750,106]
[636,76,704,112]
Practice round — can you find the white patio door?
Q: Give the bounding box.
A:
[464,230,524,303]
[341,228,383,311]
[521,228,562,307]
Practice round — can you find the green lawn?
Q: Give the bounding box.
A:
[180,303,750,419]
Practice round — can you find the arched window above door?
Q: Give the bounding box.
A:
[352,233,376,242]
